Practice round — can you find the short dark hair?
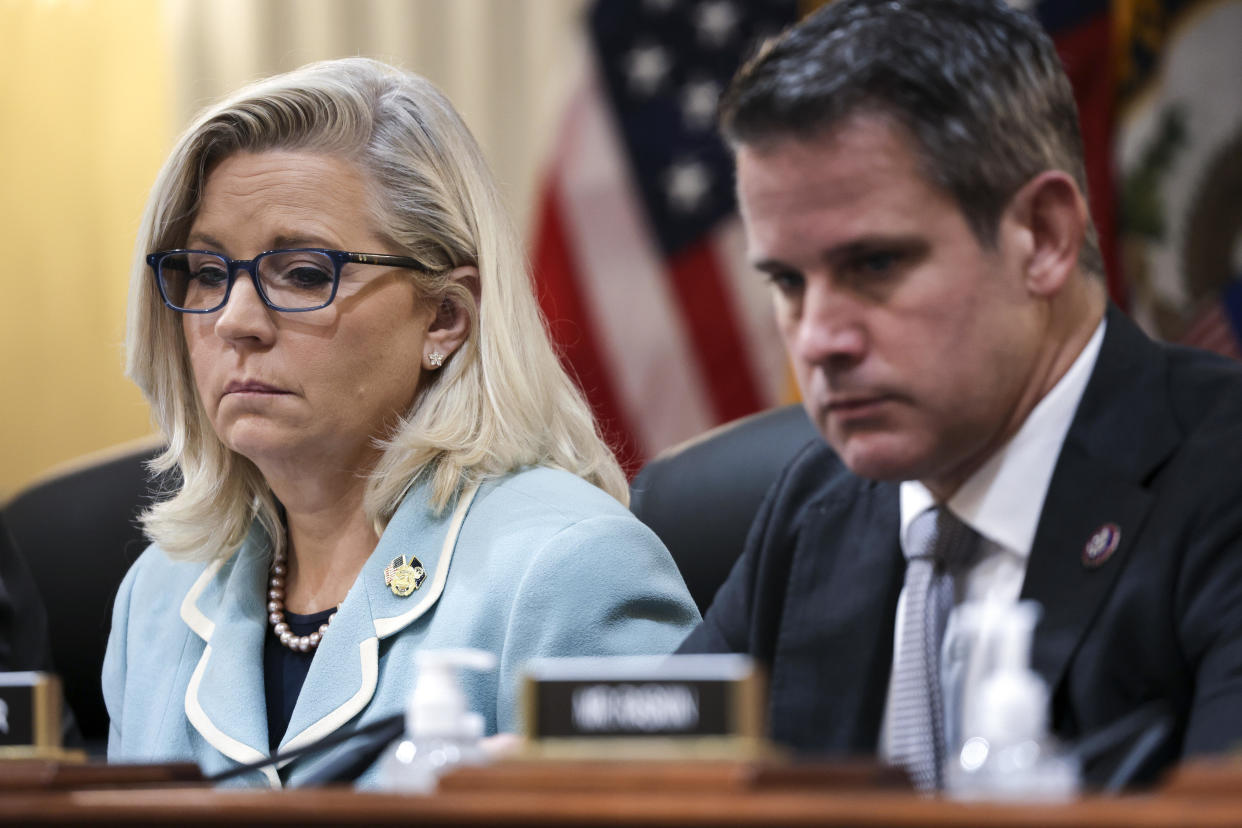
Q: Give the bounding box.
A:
[720,0,1103,277]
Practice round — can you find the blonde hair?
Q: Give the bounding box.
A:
[126,58,626,561]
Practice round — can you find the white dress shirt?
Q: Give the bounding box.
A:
[879,317,1106,760]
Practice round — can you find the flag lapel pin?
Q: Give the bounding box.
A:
[384,555,427,597]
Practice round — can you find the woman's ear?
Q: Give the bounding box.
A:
[422,265,479,370]
[1004,170,1088,298]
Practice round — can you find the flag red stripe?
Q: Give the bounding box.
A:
[532,181,644,473]
[1180,305,1242,358]
[1197,329,1236,355]
[666,240,765,422]
[1182,308,1222,340]
[1195,329,1226,350]
[1193,331,1229,352]
[1202,339,1242,359]
[1182,305,1229,341]
[1051,13,1123,306]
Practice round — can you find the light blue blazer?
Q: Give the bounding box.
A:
[102,467,699,788]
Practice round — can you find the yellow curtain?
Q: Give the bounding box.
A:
[0,0,171,497]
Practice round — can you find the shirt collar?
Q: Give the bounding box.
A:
[899,316,1106,558]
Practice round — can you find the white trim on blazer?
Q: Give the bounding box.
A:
[279,638,380,763]
[373,484,478,638]
[185,643,281,788]
[179,557,224,639]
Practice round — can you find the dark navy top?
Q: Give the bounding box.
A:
[263,607,335,754]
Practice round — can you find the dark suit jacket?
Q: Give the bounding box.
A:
[681,306,1242,786]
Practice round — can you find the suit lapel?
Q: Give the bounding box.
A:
[775,480,904,752]
[1023,306,1180,692]
[1021,442,1154,689]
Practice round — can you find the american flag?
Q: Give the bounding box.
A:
[532,0,799,473]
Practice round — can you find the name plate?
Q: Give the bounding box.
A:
[0,672,62,749]
[522,655,765,757]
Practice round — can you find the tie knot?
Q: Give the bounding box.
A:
[905,506,980,574]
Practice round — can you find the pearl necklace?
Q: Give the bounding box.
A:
[267,549,336,653]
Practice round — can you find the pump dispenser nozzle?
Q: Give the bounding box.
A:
[374,648,497,793]
[973,601,1045,746]
[408,649,496,739]
[947,600,1080,800]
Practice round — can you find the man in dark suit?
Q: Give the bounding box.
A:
[680,0,1242,790]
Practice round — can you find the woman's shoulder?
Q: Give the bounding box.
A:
[118,541,239,614]
[124,542,210,586]
[450,466,658,565]
[471,466,633,527]
[449,466,689,604]
[107,543,219,669]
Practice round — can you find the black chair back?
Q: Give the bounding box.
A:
[630,405,819,614]
[2,441,167,752]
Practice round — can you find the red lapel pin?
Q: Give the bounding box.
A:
[1082,523,1121,568]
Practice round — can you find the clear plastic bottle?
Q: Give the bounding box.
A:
[374,648,497,793]
[945,601,1080,800]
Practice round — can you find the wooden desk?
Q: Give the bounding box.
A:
[6,787,1242,828]
[2,760,1241,827]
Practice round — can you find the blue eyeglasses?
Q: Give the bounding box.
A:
[146,248,427,313]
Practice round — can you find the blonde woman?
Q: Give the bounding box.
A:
[103,58,698,788]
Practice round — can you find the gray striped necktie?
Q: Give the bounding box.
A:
[888,506,981,791]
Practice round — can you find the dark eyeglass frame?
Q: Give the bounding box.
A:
[146,248,427,313]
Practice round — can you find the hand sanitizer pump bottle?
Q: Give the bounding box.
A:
[375,648,497,793]
[946,601,1080,800]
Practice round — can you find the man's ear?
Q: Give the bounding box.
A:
[1005,170,1088,297]
[423,265,480,370]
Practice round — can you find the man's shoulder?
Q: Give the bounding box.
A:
[1072,310,1242,480]
[769,438,875,517]
[1162,340,1242,430]
[1158,344,1242,506]
[745,438,898,572]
